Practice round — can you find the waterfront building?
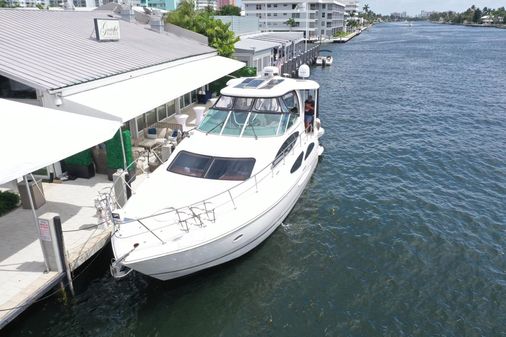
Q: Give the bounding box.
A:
[214,15,260,35]
[195,0,217,11]
[391,11,407,19]
[341,0,358,15]
[420,10,436,19]
[243,0,345,40]
[217,0,235,9]
[0,7,242,180]
[0,7,243,326]
[213,15,319,76]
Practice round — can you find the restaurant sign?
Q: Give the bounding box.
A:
[94,18,120,41]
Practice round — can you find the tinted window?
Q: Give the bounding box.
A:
[290,152,304,173]
[273,132,299,166]
[168,151,212,177]
[205,158,256,181]
[282,91,299,114]
[168,151,255,181]
[305,143,315,160]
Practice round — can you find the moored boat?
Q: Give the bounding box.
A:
[315,50,333,66]
[109,66,325,281]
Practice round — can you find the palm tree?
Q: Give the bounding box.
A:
[285,17,297,31]
[363,4,369,13]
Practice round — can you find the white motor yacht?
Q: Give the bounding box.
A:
[109,66,324,281]
[315,50,333,66]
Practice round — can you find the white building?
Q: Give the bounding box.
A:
[243,0,345,40]
[195,0,217,11]
[0,8,243,180]
[341,0,358,15]
[6,0,141,9]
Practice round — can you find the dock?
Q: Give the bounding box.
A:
[333,26,370,43]
[0,175,117,328]
[0,107,206,329]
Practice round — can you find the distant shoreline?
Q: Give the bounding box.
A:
[431,21,506,29]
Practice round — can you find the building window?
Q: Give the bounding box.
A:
[157,104,167,120]
[267,3,271,7]
[273,13,277,16]
[256,4,261,10]
[268,13,271,16]
[192,90,198,103]
[322,4,325,9]
[146,109,157,126]
[273,3,277,7]
[322,12,325,18]
[136,115,146,132]
[0,76,36,99]
[167,100,176,116]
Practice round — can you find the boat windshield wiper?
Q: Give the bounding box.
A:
[247,123,258,140]
[206,120,225,135]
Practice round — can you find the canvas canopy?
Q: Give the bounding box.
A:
[63,56,245,122]
[0,99,121,185]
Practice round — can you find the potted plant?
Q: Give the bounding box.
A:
[63,148,95,179]
[105,130,135,182]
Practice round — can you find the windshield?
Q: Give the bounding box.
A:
[198,94,299,137]
[168,151,255,181]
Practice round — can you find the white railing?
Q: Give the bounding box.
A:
[99,127,317,240]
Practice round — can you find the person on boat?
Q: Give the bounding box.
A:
[304,95,315,131]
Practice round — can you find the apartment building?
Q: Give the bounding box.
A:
[243,0,345,40]
[195,0,217,11]
[340,0,358,14]
[217,0,235,9]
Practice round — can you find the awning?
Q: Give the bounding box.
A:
[0,99,121,185]
[62,56,245,122]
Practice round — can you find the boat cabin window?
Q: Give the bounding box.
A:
[215,95,234,109]
[199,94,300,138]
[233,97,254,111]
[253,98,282,113]
[168,151,255,181]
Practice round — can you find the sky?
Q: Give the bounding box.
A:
[363,0,506,16]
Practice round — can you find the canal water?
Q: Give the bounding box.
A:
[3,22,506,337]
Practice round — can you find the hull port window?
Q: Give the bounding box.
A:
[168,151,256,181]
[305,143,315,160]
[290,152,304,173]
[273,132,299,167]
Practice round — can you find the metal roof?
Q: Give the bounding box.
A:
[235,38,281,52]
[249,32,304,44]
[0,9,215,90]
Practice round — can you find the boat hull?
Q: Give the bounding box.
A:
[121,153,318,281]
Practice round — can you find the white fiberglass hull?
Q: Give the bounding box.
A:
[114,148,319,281]
[126,159,316,280]
[316,57,332,66]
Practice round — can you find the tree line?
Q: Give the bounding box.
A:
[166,0,241,57]
[429,5,506,24]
